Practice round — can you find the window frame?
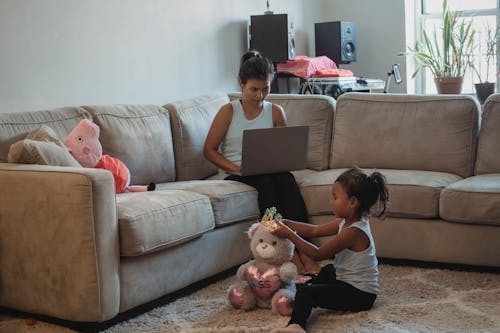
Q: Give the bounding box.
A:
[414,0,500,94]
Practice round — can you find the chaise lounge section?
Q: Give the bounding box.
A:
[297,93,500,267]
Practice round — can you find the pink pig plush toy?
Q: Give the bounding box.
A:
[64,119,155,193]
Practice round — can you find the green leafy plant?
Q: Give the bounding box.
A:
[400,0,476,79]
[469,25,497,83]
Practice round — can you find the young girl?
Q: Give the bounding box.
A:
[203,50,319,274]
[270,168,389,333]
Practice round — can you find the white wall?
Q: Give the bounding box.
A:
[0,0,308,112]
[0,0,408,113]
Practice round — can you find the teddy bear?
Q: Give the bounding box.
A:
[228,208,297,316]
[64,119,155,194]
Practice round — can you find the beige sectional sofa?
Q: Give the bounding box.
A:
[0,92,499,324]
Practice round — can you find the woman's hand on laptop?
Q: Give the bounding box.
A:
[226,163,241,174]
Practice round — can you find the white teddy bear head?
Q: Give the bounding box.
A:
[248,223,294,266]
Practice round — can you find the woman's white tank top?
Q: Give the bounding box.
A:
[221,99,273,167]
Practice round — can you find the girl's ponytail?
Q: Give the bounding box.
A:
[368,171,389,218]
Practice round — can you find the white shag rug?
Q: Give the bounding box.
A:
[1,264,500,333]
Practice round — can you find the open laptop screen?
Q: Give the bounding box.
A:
[240,126,309,176]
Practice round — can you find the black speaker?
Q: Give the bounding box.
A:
[315,21,356,64]
[250,14,295,63]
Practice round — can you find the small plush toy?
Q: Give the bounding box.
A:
[228,208,297,316]
[64,119,155,193]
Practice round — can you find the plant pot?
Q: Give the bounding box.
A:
[434,77,464,94]
[474,82,495,104]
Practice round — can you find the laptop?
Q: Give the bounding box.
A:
[240,126,309,176]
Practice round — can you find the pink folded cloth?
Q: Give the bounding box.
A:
[312,68,354,77]
[277,55,338,79]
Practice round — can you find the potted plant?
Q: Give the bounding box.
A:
[470,26,497,104]
[400,0,476,94]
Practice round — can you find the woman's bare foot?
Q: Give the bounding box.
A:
[271,324,306,333]
[291,252,308,275]
[299,252,321,275]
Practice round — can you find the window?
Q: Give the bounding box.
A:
[417,0,499,94]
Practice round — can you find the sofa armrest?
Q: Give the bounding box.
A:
[0,163,120,322]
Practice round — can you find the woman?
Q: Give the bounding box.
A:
[203,50,320,275]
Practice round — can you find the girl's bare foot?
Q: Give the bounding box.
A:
[271,324,306,333]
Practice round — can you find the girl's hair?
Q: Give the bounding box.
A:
[335,168,389,218]
[238,50,275,84]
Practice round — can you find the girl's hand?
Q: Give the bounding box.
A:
[271,220,295,239]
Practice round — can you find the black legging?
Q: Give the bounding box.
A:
[289,264,377,329]
[225,171,308,223]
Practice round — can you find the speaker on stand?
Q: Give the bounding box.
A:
[249,13,296,92]
[315,21,356,65]
[249,13,295,64]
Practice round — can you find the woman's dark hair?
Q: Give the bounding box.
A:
[335,167,389,218]
[238,50,275,84]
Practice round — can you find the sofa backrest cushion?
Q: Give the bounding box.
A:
[82,105,175,185]
[228,93,335,171]
[164,92,229,181]
[475,94,500,175]
[0,107,91,162]
[331,93,480,178]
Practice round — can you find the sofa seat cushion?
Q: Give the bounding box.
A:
[157,180,259,227]
[294,169,342,215]
[116,190,215,256]
[296,168,462,218]
[440,174,500,226]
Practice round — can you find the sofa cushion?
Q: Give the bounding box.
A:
[8,139,81,167]
[7,125,81,167]
[24,124,66,143]
[164,92,229,181]
[475,94,500,175]
[331,94,480,178]
[82,105,175,186]
[157,180,259,227]
[116,190,215,256]
[440,174,500,226]
[294,168,343,215]
[296,168,462,218]
[0,107,91,163]
[229,93,336,171]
